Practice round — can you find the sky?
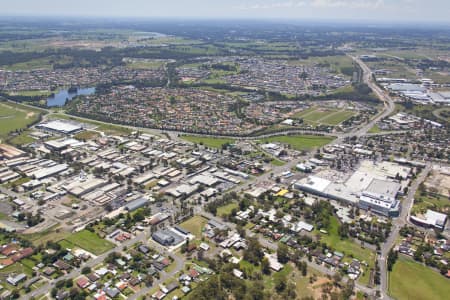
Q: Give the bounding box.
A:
[1,0,449,23]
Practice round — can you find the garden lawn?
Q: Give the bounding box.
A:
[389,256,450,300]
[65,230,114,255]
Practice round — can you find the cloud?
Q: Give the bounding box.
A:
[235,1,307,10]
[235,0,386,10]
[311,0,385,9]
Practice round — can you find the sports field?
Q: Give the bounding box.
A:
[181,135,235,148]
[389,256,450,300]
[260,135,334,151]
[293,107,356,126]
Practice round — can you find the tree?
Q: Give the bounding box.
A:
[243,237,264,265]
[387,248,398,271]
[301,262,308,276]
[81,266,91,274]
[274,274,287,292]
[261,257,271,275]
[144,274,154,287]
[246,280,264,300]
[55,280,65,289]
[65,279,73,288]
[277,243,289,264]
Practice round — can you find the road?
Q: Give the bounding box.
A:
[349,56,396,138]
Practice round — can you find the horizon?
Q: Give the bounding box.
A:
[0,15,449,29]
[1,0,449,24]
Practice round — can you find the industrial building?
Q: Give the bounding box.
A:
[294,160,408,217]
[37,120,83,134]
[0,144,26,160]
[410,210,448,230]
[31,163,69,180]
[125,198,148,212]
[152,229,184,247]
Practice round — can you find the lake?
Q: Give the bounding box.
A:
[46,87,95,107]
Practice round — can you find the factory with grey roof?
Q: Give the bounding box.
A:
[37,120,83,134]
[294,160,410,217]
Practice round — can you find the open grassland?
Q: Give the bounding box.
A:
[179,215,208,238]
[289,55,354,75]
[65,230,114,255]
[0,102,44,140]
[389,256,450,300]
[181,135,234,148]
[412,191,449,215]
[22,224,71,247]
[216,202,239,217]
[260,135,334,151]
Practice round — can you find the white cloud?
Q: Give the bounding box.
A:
[235,1,307,10]
[311,0,385,9]
[235,0,386,10]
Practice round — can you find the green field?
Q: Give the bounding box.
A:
[73,130,100,141]
[0,102,44,141]
[7,130,36,146]
[270,158,285,166]
[412,192,449,215]
[179,215,208,238]
[126,60,165,69]
[289,55,354,75]
[321,111,355,125]
[8,90,52,97]
[216,202,239,217]
[389,256,450,300]
[294,107,355,125]
[260,135,334,151]
[181,135,234,148]
[368,124,382,133]
[65,230,114,255]
[22,224,71,247]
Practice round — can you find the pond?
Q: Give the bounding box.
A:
[46,87,95,107]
